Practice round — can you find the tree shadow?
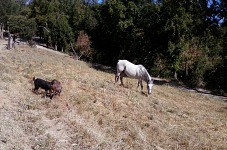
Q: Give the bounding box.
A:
[153,77,227,100]
[89,63,115,74]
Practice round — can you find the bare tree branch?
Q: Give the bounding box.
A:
[70,42,79,60]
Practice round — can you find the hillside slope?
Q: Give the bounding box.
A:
[0,39,227,150]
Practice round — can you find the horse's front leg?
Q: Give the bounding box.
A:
[115,73,120,84]
[140,80,143,92]
[137,80,140,89]
[137,79,143,91]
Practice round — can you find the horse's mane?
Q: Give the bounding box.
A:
[140,65,152,82]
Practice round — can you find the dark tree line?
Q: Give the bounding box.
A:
[0,0,226,93]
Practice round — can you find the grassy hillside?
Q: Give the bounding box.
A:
[0,39,227,150]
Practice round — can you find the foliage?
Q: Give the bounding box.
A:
[91,0,139,65]
[76,31,92,59]
[7,15,36,40]
[29,0,73,52]
[0,0,20,24]
[71,0,98,33]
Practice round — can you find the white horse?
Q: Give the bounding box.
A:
[115,60,153,94]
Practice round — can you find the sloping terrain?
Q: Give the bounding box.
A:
[0,39,227,150]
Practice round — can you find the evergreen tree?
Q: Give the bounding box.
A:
[0,0,20,25]
[29,0,73,51]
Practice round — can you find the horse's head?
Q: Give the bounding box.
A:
[147,79,153,94]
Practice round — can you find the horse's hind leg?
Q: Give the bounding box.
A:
[120,76,124,86]
[137,80,140,89]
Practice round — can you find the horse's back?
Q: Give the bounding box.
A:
[117,60,130,65]
[117,60,141,77]
[117,60,136,67]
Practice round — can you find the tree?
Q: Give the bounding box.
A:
[7,15,36,40]
[91,0,139,65]
[48,13,73,52]
[29,0,73,52]
[70,0,98,36]
[138,3,166,72]
[0,0,20,24]
[75,31,92,60]
[0,23,4,38]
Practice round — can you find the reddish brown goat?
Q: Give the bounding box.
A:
[50,79,62,99]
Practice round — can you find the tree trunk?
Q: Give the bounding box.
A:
[55,44,57,51]
[0,31,3,39]
[185,61,188,80]
[7,33,14,50]
[174,70,178,80]
[70,42,79,60]
[0,23,4,39]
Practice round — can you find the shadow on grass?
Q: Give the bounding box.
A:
[89,63,115,74]
[153,78,227,101]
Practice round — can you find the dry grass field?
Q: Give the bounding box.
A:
[0,39,227,150]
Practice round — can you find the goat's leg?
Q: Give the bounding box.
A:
[33,87,39,94]
[56,91,60,96]
[41,91,46,98]
[43,90,51,98]
[47,90,55,100]
[57,90,61,96]
[50,93,54,99]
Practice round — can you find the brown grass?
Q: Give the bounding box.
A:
[0,39,227,150]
